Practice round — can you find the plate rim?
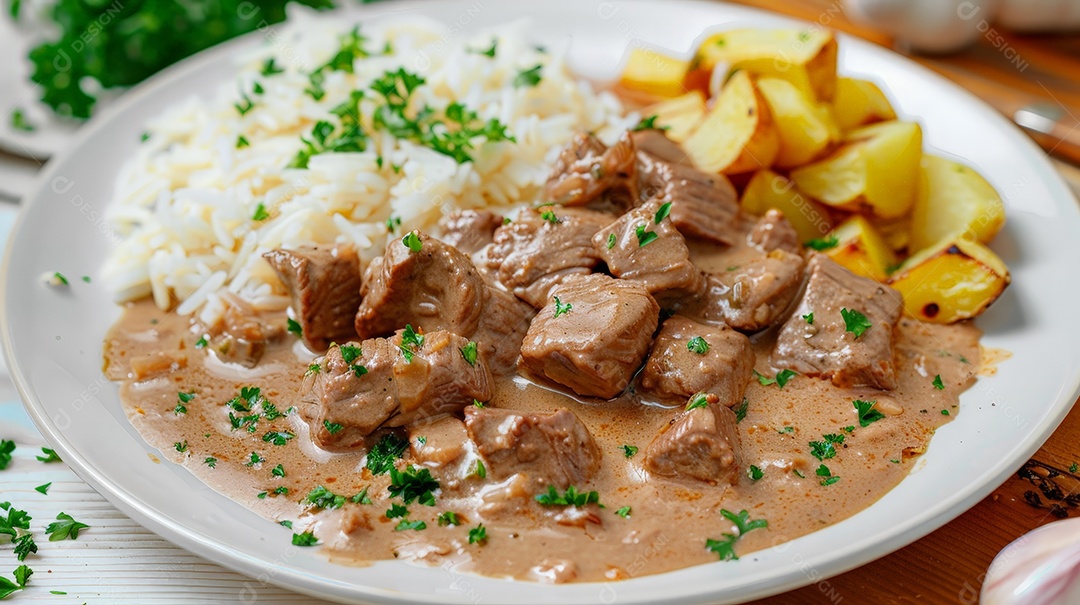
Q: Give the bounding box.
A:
[3,0,1079,603]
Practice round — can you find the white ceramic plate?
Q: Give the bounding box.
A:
[3,1,1080,603]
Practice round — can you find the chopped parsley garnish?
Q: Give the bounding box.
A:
[809,439,837,461]
[339,344,362,363]
[174,391,194,415]
[305,362,322,376]
[204,457,217,468]
[793,469,806,478]
[706,509,768,561]
[842,425,855,433]
[323,421,344,435]
[235,95,255,115]
[262,430,295,446]
[632,115,665,132]
[606,233,616,249]
[388,466,440,506]
[535,485,600,507]
[460,341,478,366]
[236,135,250,149]
[366,433,409,475]
[399,324,424,362]
[941,409,951,416]
[195,335,209,349]
[747,465,764,481]
[635,223,659,247]
[395,519,426,531]
[468,523,487,544]
[1071,462,1079,474]
[654,202,672,224]
[816,465,839,486]
[802,312,814,324]
[932,374,945,390]
[437,511,460,527]
[474,460,487,479]
[279,520,293,529]
[540,209,560,224]
[686,392,709,411]
[256,491,267,499]
[0,563,31,598]
[34,483,50,495]
[805,235,839,251]
[513,64,543,88]
[271,464,285,478]
[615,506,631,518]
[552,296,573,318]
[854,399,885,427]
[621,444,638,458]
[402,230,422,253]
[305,486,347,510]
[244,451,264,467]
[778,426,794,434]
[45,512,89,541]
[687,336,710,355]
[841,308,872,338]
[386,503,408,519]
[351,487,372,505]
[473,399,485,408]
[734,398,749,423]
[471,40,497,57]
[11,108,34,132]
[261,58,284,76]
[385,216,402,233]
[754,369,797,389]
[174,441,188,453]
[287,318,302,337]
[292,531,319,546]
[0,440,15,470]
[36,448,61,463]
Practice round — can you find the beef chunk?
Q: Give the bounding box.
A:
[630,129,686,163]
[543,131,638,208]
[202,293,285,367]
[773,254,903,390]
[483,206,612,308]
[747,209,801,255]
[519,274,660,399]
[694,249,805,332]
[263,245,362,352]
[464,406,601,489]
[644,399,741,485]
[637,147,741,246]
[355,232,532,373]
[302,329,493,450]
[593,200,704,306]
[640,316,754,406]
[437,210,504,255]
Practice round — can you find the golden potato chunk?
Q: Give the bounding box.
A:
[684,70,779,175]
[820,215,897,282]
[741,169,833,242]
[888,238,1010,323]
[790,120,922,219]
[757,77,839,168]
[911,154,1006,253]
[643,91,706,143]
[687,29,838,101]
[618,47,691,99]
[831,77,896,131]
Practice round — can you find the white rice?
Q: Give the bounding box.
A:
[101,7,634,319]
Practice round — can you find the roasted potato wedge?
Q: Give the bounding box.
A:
[872,216,912,254]
[619,47,691,99]
[911,154,1006,253]
[684,70,779,175]
[687,29,838,101]
[790,120,922,219]
[741,169,833,242]
[831,77,896,131]
[757,77,839,168]
[820,215,897,282]
[888,238,1010,323]
[643,91,706,143]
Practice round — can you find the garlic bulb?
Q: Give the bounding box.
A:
[982,517,1080,605]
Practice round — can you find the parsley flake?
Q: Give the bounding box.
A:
[513,64,543,88]
[468,523,487,544]
[841,308,872,338]
[621,444,638,458]
[402,230,422,253]
[553,296,572,318]
[535,485,600,507]
[460,341,478,366]
[932,374,945,390]
[366,433,408,475]
[635,223,659,247]
[854,399,885,427]
[687,336,710,355]
[45,512,89,541]
[805,235,839,251]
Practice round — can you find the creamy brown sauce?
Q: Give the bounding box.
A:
[103,247,982,583]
